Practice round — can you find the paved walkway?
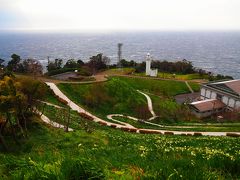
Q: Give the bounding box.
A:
[137,90,157,119]
[185,81,194,93]
[45,82,240,137]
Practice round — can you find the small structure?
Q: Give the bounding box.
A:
[145,53,158,77]
[190,99,226,118]
[190,79,240,118]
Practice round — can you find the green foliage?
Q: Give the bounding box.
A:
[47,59,63,72]
[0,76,47,150]
[152,59,194,74]
[63,59,81,69]
[7,54,21,71]
[0,120,239,179]
[87,53,110,74]
[61,157,104,179]
[46,67,92,76]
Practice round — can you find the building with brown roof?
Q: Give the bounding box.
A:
[190,79,240,118]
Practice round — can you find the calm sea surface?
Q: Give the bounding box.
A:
[0,31,239,78]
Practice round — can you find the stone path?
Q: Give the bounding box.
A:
[45,82,240,137]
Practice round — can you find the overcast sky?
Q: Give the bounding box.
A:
[0,0,240,31]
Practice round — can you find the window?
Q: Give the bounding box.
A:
[216,94,222,100]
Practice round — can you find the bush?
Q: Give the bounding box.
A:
[61,158,105,179]
[46,66,92,77]
[164,132,174,135]
[226,133,240,137]
[78,112,94,121]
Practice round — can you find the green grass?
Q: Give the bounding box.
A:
[112,76,191,96]
[188,82,201,92]
[134,72,209,80]
[58,78,151,120]
[0,118,239,179]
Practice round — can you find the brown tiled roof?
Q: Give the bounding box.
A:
[225,80,240,94]
[207,79,240,96]
[190,99,226,112]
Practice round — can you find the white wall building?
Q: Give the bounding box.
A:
[190,79,240,118]
[200,79,240,109]
[146,53,158,77]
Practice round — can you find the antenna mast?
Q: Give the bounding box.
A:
[117,43,123,69]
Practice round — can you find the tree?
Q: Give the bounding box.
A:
[47,59,63,72]
[64,59,80,69]
[87,54,109,74]
[0,76,27,148]
[0,76,47,150]
[0,58,4,68]
[7,54,21,71]
[77,59,85,66]
[22,59,43,76]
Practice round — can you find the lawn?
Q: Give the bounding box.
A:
[57,77,151,119]
[134,71,209,80]
[111,76,191,96]
[0,118,239,179]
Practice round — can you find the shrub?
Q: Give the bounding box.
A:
[61,158,105,179]
[121,127,130,132]
[110,124,117,128]
[78,112,94,121]
[138,129,161,134]
[193,132,202,136]
[164,132,174,135]
[55,96,68,105]
[98,121,107,126]
[226,133,240,137]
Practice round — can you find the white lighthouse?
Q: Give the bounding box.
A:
[145,53,158,77]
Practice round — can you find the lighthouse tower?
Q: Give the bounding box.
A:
[145,53,158,77]
[145,53,151,75]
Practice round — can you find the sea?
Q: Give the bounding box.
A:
[0,31,239,78]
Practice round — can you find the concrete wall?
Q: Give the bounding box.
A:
[149,69,158,77]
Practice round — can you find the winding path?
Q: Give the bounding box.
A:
[45,82,240,137]
[37,110,73,131]
[137,90,157,119]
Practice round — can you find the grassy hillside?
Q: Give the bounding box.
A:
[108,77,191,96]
[58,78,152,119]
[57,77,199,123]
[0,119,239,179]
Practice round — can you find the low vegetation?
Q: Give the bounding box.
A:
[0,118,239,179]
[58,78,151,119]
